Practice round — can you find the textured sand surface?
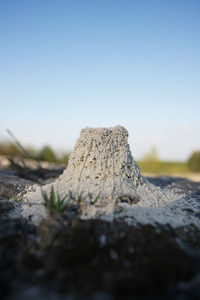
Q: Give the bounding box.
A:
[19,126,200,227]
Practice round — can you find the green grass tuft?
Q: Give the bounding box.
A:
[41,186,68,213]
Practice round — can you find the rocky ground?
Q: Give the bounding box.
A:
[0,163,200,300]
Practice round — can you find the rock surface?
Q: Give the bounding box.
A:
[0,170,36,220]
[0,170,35,199]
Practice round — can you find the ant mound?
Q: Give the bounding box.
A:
[19,126,200,227]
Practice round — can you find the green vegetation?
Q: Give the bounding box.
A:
[88,192,101,205]
[0,138,200,175]
[41,186,68,213]
[0,141,70,165]
[138,146,161,173]
[42,188,101,216]
[138,146,189,175]
[138,160,188,175]
[187,151,200,172]
[0,142,21,157]
[68,191,100,205]
[77,192,83,204]
[38,146,57,162]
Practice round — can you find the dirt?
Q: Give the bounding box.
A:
[1,167,200,299]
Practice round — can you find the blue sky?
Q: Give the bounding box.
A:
[0,0,200,160]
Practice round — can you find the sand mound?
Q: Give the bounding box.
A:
[19,126,200,227]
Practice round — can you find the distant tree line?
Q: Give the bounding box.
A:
[138,146,200,173]
[0,141,200,172]
[0,142,70,164]
[188,151,200,172]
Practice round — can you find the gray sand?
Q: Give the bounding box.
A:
[19,126,200,227]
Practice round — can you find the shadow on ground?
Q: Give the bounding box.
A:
[1,169,200,300]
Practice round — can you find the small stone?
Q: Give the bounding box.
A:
[118,193,140,204]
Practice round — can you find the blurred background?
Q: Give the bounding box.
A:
[0,0,200,178]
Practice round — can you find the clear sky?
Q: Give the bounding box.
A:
[0,0,200,161]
